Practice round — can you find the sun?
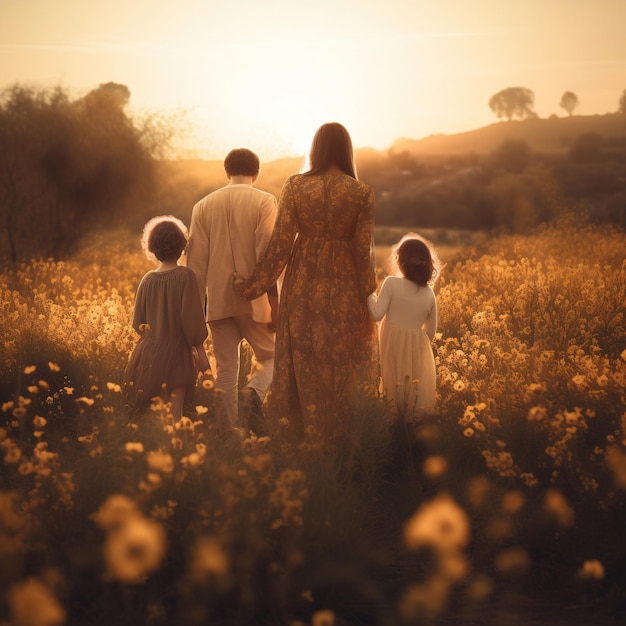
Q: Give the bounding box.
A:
[269,93,330,156]
[170,91,331,161]
[147,36,345,161]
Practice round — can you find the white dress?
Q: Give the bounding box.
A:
[367,276,437,417]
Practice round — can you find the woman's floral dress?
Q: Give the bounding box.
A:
[236,172,380,438]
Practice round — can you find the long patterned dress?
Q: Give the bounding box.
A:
[236,172,380,438]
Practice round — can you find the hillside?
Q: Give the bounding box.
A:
[158,114,626,202]
[149,113,626,234]
[392,113,626,156]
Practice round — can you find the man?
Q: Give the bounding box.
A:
[187,148,277,429]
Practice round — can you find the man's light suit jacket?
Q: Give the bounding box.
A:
[187,183,278,324]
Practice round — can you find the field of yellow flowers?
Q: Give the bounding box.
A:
[1,217,625,626]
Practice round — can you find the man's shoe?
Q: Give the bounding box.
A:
[240,388,266,436]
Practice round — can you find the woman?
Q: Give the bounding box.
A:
[235,122,379,439]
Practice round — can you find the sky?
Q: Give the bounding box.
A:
[1,0,625,160]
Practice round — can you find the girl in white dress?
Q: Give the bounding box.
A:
[367,233,442,419]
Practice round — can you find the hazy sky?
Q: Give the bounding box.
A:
[1,0,625,159]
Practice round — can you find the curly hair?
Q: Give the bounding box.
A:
[392,233,442,286]
[141,215,188,263]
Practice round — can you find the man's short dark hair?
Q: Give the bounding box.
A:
[224,148,260,177]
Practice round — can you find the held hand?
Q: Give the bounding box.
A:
[234,272,256,302]
[233,272,248,298]
[192,345,211,375]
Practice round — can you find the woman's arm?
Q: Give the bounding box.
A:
[353,185,377,301]
[235,177,298,300]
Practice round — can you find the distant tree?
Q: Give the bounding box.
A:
[488,87,536,121]
[83,81,131,113]
[0,82,163,262]
[559,91,579,116]
[619,88,626,113]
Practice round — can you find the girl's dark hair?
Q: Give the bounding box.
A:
[305,122,357,178]
[224,148,260,177]
[392,233,442,286]
[141,215,188,263]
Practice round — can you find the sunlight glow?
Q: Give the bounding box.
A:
[177,96,331,162]
[2,0,626,159]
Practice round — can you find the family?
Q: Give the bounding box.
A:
[124,122,442,438]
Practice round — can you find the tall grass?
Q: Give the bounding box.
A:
[1,218,625,625]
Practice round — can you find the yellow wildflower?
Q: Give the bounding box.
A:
[91,494,139,531]
[404,494,470,553]
[147,450,174,474]
[103,516,166,584]
[494,547,531,576]
[189,537,230,583]
[577,560,605,581]
[7,578,65,626]
[422,456,448,478]
[544,488,575,527]
[312,610,336,626]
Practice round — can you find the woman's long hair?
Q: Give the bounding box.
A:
[305,122,357,179]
